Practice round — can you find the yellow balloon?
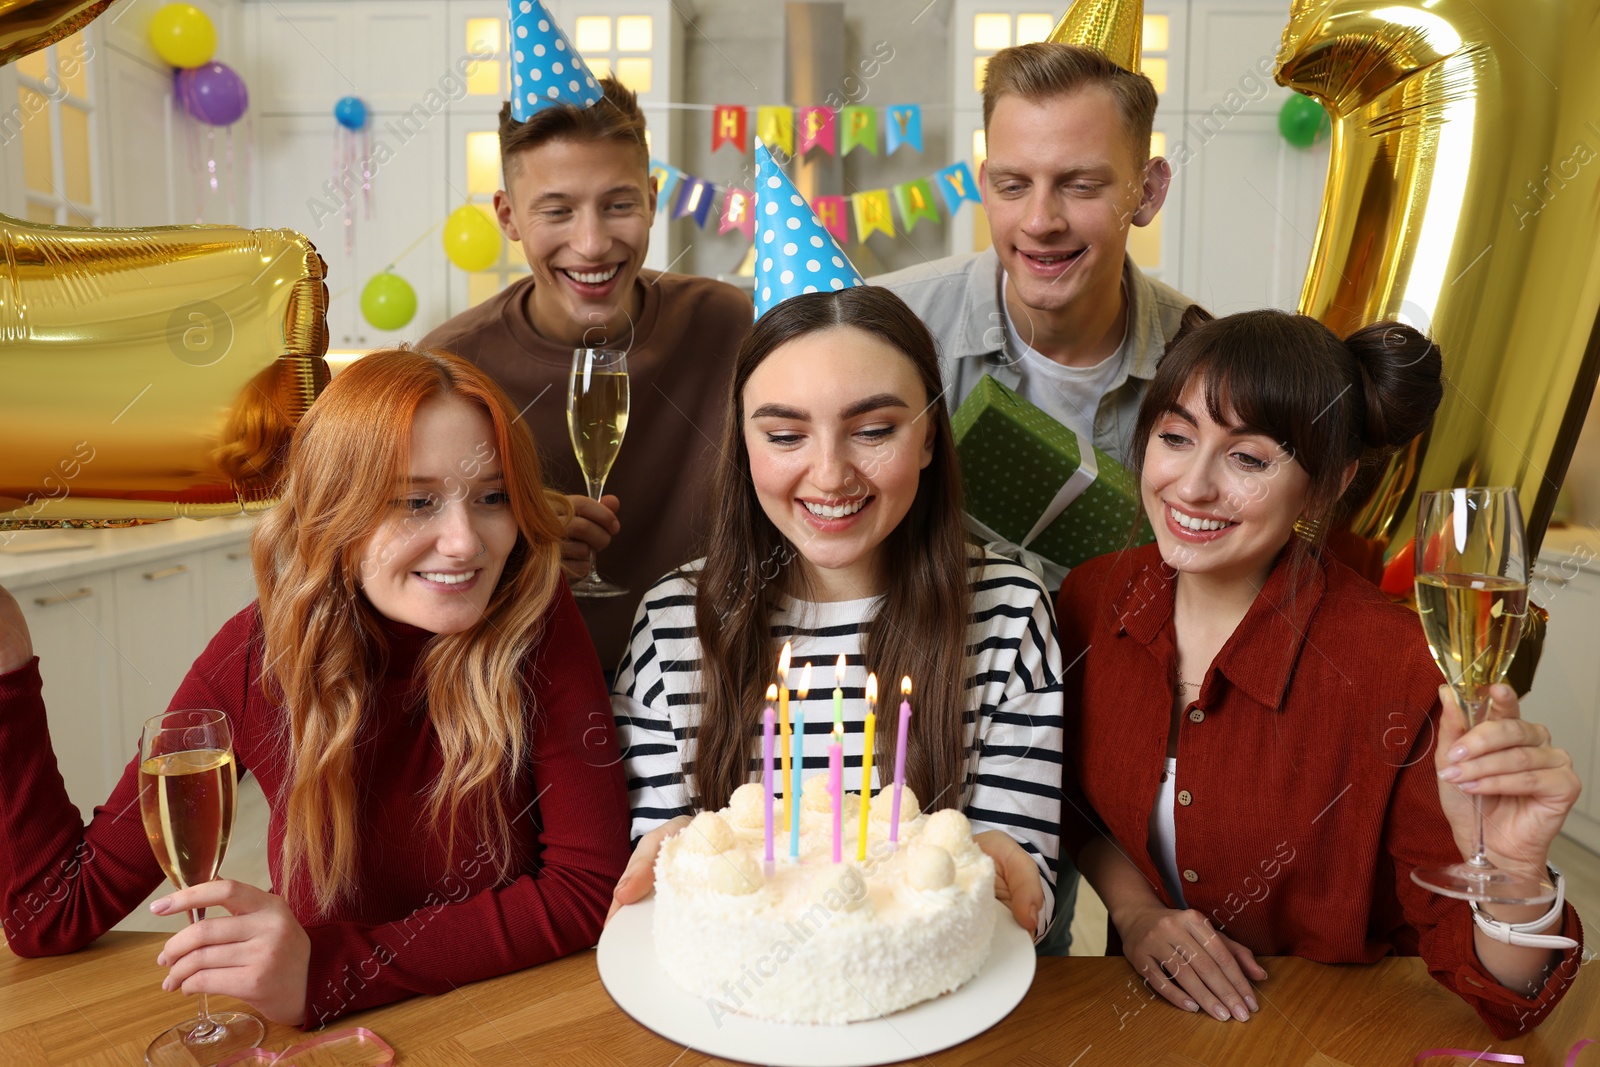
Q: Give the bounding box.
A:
[0,0,112,67]
[148,2,215,69]
[443,205,503,272]
[1276,0,1600,561]
[0,213,331,528]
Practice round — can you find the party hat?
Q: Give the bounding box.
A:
[509,0,602,121]
[753,140,864,319]
[1047,0,1143,75]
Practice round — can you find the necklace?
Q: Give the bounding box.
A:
[1176,678,1201,690]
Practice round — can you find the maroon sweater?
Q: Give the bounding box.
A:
[0,584,630,1028]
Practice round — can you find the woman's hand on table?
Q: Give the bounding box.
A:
[1434,683,1580,880]
[562,494,621,581]
[0,585,35,675]
[606,815,691,924]
[1115,902,1264,1023]
[974,829,1044,934]
[153,879,311,1026]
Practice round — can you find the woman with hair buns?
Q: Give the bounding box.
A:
[1057,308,1584,1037]
[0,350,630,1028]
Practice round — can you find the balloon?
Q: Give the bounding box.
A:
[1,0,113,68]
[148,3,216,69]
[361,272,417,331]
[1276,0,1600,563]
[175,61,248,126]
[334,95,367,131]
[0,215,331,528]
[1276,94,1328,148]
[442,205,503,272]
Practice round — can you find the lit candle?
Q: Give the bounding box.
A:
[791,662,811,860]
[832,653,846,733]
[890,675,912,845]
[858,673,877,861]
[763,704,776,865]
[829,728,843,864]
[777,644,792,818]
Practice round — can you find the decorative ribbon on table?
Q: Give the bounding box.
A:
[1414,1037,1596,1065]
[216,1026,395,1066]
[964,426,1099,582]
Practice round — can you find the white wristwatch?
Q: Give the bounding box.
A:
[1470,866,1580,950]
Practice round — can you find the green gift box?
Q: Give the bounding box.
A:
[951,375,1153,571]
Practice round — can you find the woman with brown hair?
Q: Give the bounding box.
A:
[0,350,630,1027]
[606,286,1065,937]
[1060,308,1583,1037]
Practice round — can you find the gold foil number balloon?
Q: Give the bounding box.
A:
[0,215,330,527]
[0,0,111,67]
[1275,0,1600,560]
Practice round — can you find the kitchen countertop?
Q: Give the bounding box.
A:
[0,515,259,587]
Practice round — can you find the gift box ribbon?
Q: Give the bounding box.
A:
[967,425,1099,580]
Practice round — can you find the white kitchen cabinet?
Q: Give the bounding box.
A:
[202,542,258,633]
[114,557,209,762]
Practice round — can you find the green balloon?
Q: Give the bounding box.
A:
[361,271,417,332]
[1278,94,1331,148]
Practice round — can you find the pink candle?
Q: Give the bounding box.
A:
[763,706,776,864]
[890,676,912,845]
[828,731,843,863]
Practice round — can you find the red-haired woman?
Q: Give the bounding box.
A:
[0,350,630,1028]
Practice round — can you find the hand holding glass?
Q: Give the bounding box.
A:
[568,347,630,598]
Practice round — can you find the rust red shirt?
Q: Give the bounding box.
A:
[1057,544,1584,1038]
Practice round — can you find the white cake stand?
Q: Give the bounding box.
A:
[596,897,1037,1067]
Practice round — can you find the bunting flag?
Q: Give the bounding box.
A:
[841,105,878,155]
[812,195,849,244]
[893,178,940,231]
[885,105,923,154]
[852,188,895,240]
[756,106,795,157]
[934,161,982,213]
[650,160,683,212]
[672,176,716,227]
[712,105,748,153]
[719,187,755,238]
[797,106,836,156]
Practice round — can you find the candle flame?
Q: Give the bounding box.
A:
[835,653,847,684]
[901,675,912,696]
[765,683,778,702]
[866,672,878,707]
[798,661,813,699]
[778,641,792,680]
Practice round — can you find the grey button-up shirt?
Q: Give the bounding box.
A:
[872,248,1197,468]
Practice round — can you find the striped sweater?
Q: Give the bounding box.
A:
[611,553,1065,932]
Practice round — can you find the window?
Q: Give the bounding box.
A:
[11,31,96,227]
[575,14,654,94]
[465,18,505,96]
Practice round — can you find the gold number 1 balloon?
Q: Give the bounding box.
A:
[1,215,330,528]
[1276,0,1600,561]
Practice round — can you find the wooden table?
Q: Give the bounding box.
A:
[3,933,1596,1066]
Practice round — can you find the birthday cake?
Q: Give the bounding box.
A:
[651,778,998,1025]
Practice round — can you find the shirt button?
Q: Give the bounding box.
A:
[1178,789,1193,806]
[1189,708,1206,724]
[1183,869,1199,883]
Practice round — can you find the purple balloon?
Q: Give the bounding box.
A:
[174,62,248,127]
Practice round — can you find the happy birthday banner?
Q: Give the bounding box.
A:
[649,154,982,246]
[711,103,925,157]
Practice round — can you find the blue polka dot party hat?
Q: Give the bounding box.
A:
[753,140,865,319]
[509,0,602,121]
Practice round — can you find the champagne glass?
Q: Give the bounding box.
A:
[1412,487,1554,905]
[567,347,630,599]
[139,709,263,1065]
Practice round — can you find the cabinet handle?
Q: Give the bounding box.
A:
[144,564,189,581]
[34,588,92,607]
[225,551,249,561]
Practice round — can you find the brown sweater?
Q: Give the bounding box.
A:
[421,272,751,668]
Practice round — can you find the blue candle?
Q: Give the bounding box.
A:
[789,701,804,859]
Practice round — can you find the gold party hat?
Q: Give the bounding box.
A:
[1047,0,1143,75]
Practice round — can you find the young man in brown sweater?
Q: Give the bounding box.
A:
[422,78,751,671]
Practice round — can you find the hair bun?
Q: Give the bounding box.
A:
[1342,321,1443,450]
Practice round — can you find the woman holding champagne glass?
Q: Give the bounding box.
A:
[0,350,630,1050]
[1058,308,1584,1038]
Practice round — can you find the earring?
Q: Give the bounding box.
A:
[1292,515,1323,542]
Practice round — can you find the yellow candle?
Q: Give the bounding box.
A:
[857,673,878,861]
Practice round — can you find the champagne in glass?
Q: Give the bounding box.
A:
[567,347,630,598]
[139,709,263,1066]
[1411,487,1554,905]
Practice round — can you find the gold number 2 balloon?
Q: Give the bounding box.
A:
[0,215,330,528]
[1276,0,1600,560]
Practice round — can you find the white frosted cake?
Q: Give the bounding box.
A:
[652,777,998,1025]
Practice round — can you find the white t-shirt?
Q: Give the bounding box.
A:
[1147,755,1187,908]
[1002,274,1128,441]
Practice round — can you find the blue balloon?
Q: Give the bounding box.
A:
[334,95,367,131]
